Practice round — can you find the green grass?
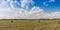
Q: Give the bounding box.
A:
[0,19,60,30]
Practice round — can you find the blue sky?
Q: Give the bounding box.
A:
[17,0,60,12]
[4,0,60,12]
[0,0,60,19]
[32,0,60,12]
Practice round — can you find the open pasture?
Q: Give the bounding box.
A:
[0,19,60,30]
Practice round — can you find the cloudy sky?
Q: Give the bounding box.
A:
[0,0,60,19]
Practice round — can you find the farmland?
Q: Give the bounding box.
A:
[0,19,60,30]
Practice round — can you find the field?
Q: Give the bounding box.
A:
[0,19,60,30]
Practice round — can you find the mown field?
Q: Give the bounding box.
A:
[0,19,60,30]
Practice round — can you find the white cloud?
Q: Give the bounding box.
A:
[0,0,20,8]
[15,6,44,19]
[43,2,49,6]
[0,8,16,19]
[0,0,59,19]
[49,0,55,2]
[44,12,60,19]
[0,7,60,19]
[0,5,44,19]
[20,0,34,9]
[43,0,55,6]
